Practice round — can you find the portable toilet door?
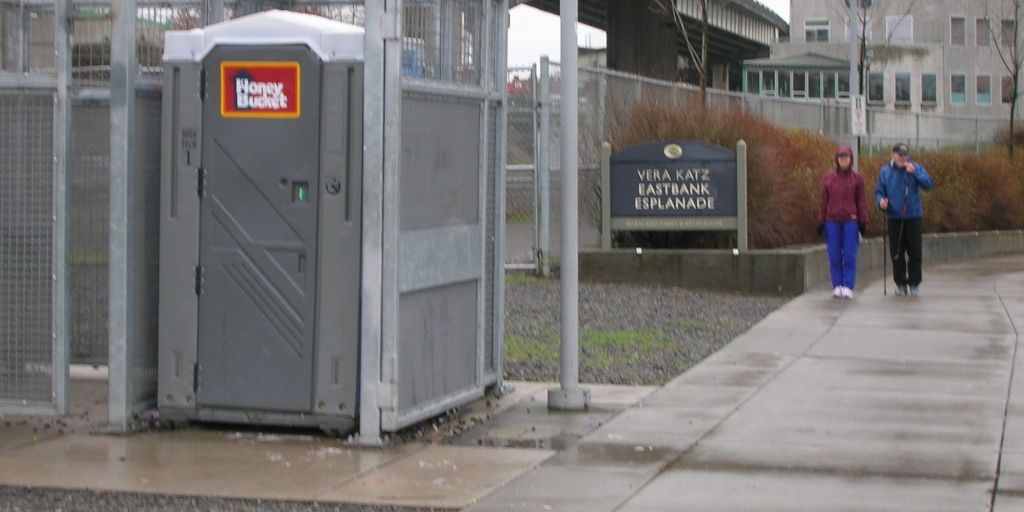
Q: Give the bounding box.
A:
[159,11,365,432]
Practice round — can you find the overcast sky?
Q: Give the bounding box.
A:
[508,0,791,67]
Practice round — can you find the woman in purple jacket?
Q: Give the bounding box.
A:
[817,145,869,299]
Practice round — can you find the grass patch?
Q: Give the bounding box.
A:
[504,328,559,364]
[583,329,672,352]
[506,211,535,224]
[505,272,542,287]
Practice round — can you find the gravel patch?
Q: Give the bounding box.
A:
[0,486,453,512]
[504,276,788,385]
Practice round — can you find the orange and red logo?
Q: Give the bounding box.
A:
[220,61,300,119]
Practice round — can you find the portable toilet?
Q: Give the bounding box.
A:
[157,9,506,439]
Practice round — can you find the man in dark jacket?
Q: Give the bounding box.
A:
[875,143,934,296]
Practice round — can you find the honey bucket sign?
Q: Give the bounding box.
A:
[221,61,301,119]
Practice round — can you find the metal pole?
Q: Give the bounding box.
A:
[108,0,138,431]
[203,0,225,25]
[600,143,611,249]
[538,56,552,277]
[549,0,589,411]
[848,0,860,170]
[736,140,748,253]
[52,0,71,416]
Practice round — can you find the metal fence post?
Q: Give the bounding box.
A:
[737,140,748,253]
[530,63,540,257]
[600,143,611,249]
[52,0,72,416]
[596,71,607,148]
[537,56,551,277]
[108,0,138,430]
[203,0,225,26]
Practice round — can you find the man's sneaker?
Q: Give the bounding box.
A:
[841,287,854,299]
[909,285,919,296]
[895,285,909,296]
[832,286,843,298]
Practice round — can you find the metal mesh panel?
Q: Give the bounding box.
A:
[27,7,55,73]
[451,0,480,85]
[225,0,287,19]
[130,89,161,405]
[288,3,365,25]
[69,100,109,364]
[137,3,202,78]
[402,0,441,80]
[0,3,56,73]
[504,66,535,267]
[0,92,54,404]
[71,4,111,86]
[485,101,497,373]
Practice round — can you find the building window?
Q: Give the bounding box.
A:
[838,72,850,98]
[886,15,913,44]
[809,71,822,98]
[845,16,873,43]
[1002,19,1016,47]
[824,73,837,99]
[746,70,760,94]
[805,19,830,43]
[895,73,911,104]
[1003,75,1015,104]
[793,72,807,98]
[951,17,966,46]
[868,72,884,103]
[978,18,992,47]
[922,74,937,104]
[779,72,791,98]
[951,74,966,105]
[978,75,992,105]
[762,70,776,95]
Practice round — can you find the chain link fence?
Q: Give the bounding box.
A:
[507,60,1013,271]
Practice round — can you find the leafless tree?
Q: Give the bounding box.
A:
[829,0,918,95]
[651,0,712,108]
[982,0,1023,157]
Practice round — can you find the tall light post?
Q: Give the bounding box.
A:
[549,0,590,411]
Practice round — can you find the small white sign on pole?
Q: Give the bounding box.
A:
[851,94,867,136]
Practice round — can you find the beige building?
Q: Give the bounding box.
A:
[744,0,1021,119]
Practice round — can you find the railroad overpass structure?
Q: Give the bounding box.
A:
[514,0,789,90]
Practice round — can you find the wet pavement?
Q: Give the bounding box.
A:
[468,256,1024,511]
[3,255,1024,510]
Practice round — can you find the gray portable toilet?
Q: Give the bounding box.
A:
[157,9,506,439]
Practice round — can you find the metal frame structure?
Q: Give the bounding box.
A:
[0,0,70,416]
[1,0,508,442]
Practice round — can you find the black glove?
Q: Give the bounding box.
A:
[858,223,866,237]
[816,224,824,236]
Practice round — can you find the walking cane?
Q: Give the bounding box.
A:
[882,213,888,296]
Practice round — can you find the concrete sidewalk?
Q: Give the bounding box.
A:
[470,256,1024,511]
[3,256,1023,510]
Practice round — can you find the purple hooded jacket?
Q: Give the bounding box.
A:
[818,145,869,225]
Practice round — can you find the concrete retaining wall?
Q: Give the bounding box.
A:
[580,230,1024,295]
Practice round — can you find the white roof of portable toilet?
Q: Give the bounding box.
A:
[163,10,365,63]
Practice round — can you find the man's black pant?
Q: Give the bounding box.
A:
[888,218,922,287]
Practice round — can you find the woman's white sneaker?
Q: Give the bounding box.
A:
[841,287,854,299]
[833,287,843,298]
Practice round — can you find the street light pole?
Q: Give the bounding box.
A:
[849,0,860,170]
[549,0,590,411]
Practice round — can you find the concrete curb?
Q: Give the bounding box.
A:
[580,229,1024,295]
